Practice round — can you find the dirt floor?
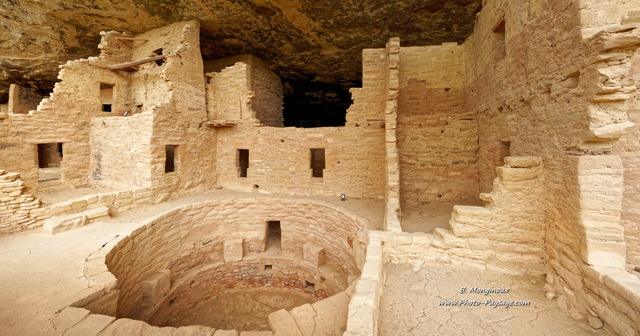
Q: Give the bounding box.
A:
[378,261,608,336]
[400,200,482,233]
[166,287,317,330]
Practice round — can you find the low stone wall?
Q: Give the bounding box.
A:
[0,170,47,234]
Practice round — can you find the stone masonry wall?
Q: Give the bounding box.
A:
[0,29,133,192]
[612,50,640,265]
[207,62,249,121]
[102,198,367,320]
[216,125,385,198]
[397,43,479,211]
[89,113,154,189]
[205,55,283,126]
[0,170,46,234]
[8,84,43,114]
[463,0,640,334]
[147,257,329,327]
[383,156,545,276]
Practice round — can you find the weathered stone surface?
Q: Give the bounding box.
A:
[0,0,481,94]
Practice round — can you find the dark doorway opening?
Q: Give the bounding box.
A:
[282,80,351,128]
[310,148,325,178]
[237,149,249,178]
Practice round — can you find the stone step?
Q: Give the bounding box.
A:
[43,206,110,235]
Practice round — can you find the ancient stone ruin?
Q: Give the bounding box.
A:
[1,0,640,335]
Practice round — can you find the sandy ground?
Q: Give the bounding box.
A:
[0,190,382,335]
[401,200,482,233]
[378,262,608,336]
[167,287,317,330]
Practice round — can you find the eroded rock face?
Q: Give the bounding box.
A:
[0,0,481,92]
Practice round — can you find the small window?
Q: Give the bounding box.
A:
[100,83,114,112]
[266,220,281,251]
[493,20,506,60]
[305,280,315,292]
[151,48,165,66]
[499,141,511,166]
[165,145,177,173]
[237,149,249,178]
[310,148,325,178]
[264,264,273,274]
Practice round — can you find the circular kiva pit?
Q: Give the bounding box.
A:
[80,198,368,332]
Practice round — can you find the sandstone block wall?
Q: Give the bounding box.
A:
[612,50,640,265]
[461,0,640,334]
[209,47,388,199]
[215,126,385,198]
[0,170,46,234]
[207,62,249,121]
[397,43,479,211]
[99,198,367,320]
[90,114,154,189]
[205,55,283,126]
[8,84,43,114]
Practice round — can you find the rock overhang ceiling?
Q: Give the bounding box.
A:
[0,0,481,96]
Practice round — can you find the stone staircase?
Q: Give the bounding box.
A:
[43,206,110,234]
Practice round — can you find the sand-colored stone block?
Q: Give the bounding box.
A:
[224,238,244,263]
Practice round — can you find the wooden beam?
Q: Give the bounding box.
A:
[116,37,149,42]
[107,54,168,71]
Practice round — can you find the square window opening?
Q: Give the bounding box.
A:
[264,264,273,274]
[310,148,325,178]
[237,149,249,178]
[165,145,177,173]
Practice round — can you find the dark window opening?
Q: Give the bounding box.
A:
[266,220,281,251]
[165,145,177,173]
[237,149,249,178]
[37,143,63,182]
[493,19,506,60]
[282,80,353,128]
[498,141,511,166]
[151,48,166,66]
[310,148,325,178]
[264,264,273,274]
[305,280,315,292]
[38,143,62,168]
[100,83,114,112]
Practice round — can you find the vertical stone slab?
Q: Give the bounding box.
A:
[224,238,244,262]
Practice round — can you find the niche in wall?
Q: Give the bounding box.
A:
[100,83,114,112]
[266,220,281,251]
[493,19,506,60]
[165,145,177,173]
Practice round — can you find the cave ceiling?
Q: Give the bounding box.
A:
[0,0,481,94]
